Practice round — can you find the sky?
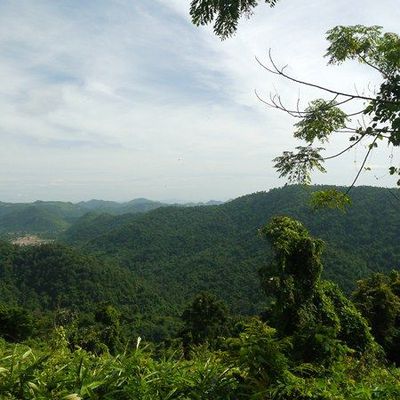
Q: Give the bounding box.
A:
[0,0,399,202]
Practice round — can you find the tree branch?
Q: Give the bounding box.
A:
[346,136,379,194]
[255,51,400,105]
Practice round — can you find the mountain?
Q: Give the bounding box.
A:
[0,197,226,236]
[0,198,167,236]
[76,198,165,214]
[0,241,160,316]
[0,206,70,235]
[62,185,400,315]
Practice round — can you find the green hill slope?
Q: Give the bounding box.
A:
[0,198,167,236]
[62,185,400,315]
[0,206,70,235]
[0,242,160,315]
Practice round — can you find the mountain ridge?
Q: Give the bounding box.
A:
[60,185,400,314]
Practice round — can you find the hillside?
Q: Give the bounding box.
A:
[0,198,224,236]
[0,242,160,314]
[0,206,70,235]
[62,185,400,315]
[0,198,166,236]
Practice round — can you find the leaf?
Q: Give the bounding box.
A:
[310,190,351,211]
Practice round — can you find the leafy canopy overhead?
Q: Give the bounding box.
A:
[189,4,400,205]
[189,0,279,39]
[268,25,400,194]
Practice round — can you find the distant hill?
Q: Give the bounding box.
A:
[76,198,165,215]
[0,198,224,236]
[62,185,400,315]
[60,212,139,244]
[0,198,166,236]
[0,206,70,235]
[1,185,399,340]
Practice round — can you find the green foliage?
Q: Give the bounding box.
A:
[294,99,348,143]
[190,0,279,39]
[189,7,400,193]
[325,25,400,158]
[0,206,70,236]
[322,281,375,355]
[66,304,125,355]
[181,292,228,350]
[310,189,351,211]
[1,326,397,400]
[273,146,326,185]
[0,242,174,342]
[59,185,400,318]
[0,198,165,237]
[326,25,400,75]
[353,271,400,364]
[260,216,375,365]
[366,73,400,148]
[0,339,239,399]
[0,243,150,313]
[228,319,290,394]
[188,0,400,197]
[1,186,400,349]
[0,208,400,397]
[272,25,400,193]
[0,304,34,342]
[260,216,324,335]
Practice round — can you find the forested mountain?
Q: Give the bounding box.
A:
[76,198,165,215]
[0,242,160,314]
[1,185,399,333]
[0,198,224,236]
[62,185,400,315]
[0,206,70,235]
[0,198,166,236]
[1,185,400,398]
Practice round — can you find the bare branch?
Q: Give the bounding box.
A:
[323,135,365,160]
[346,136,379,194]
[255,51,400,105]
[255,90,359,119]
[359,55,389,78]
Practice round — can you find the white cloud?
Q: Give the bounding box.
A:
[0,0,398,202]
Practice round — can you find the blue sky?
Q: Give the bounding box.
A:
[0,0,399,202]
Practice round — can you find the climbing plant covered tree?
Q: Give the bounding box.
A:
[353,271,400,364]
[259,216,375,363]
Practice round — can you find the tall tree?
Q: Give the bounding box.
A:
[352,271,400,364]
[190,4,400,204]
[267,26,400,204]
[181,292,228,351]
[259,216,375,363]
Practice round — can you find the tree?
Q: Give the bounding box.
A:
[190,5,400,206]
[181,292,228,352]
[190,0,279,39]
[259,216,375,363]
[259,216,324,335]
[262,25,400,203]
[0,304,34,342]
[67,304,124,355]
[94,304,123,354]
[352,271,400,364]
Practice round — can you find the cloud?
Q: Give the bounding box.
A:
[0,0,399,201]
